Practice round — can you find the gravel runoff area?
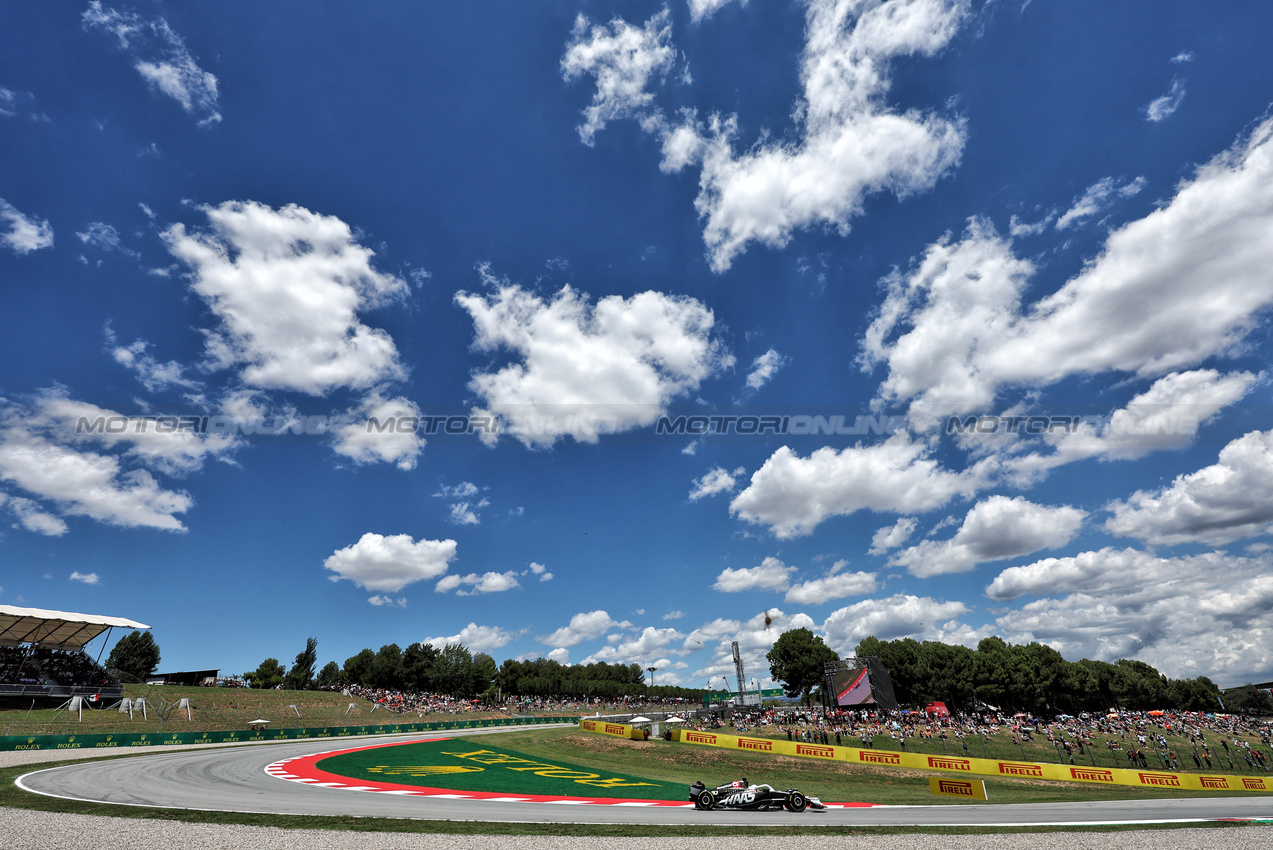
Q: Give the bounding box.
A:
[1,809,1271,850]
[5,746,1273,850]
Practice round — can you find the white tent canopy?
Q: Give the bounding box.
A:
[0,605,149,650]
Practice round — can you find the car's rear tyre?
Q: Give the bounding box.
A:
[694,789,716,811]
[785,791,807,812]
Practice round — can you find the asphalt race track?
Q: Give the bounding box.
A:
[16,725,1273,827]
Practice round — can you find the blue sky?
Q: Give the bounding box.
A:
[3,1,1273,691]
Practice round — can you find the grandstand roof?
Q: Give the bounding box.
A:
[0,605,149,650]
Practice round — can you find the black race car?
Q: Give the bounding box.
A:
[689,778,827,812]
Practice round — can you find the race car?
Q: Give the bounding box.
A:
[689,778,827,812]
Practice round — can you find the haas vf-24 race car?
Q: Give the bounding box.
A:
[689,778,827,812]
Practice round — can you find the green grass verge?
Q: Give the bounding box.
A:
[0,686,568,737]
[0,729,1267,836]
[317,739,680,799]
[481,728,1273,806]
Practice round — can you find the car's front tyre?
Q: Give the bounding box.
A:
[785,791,807,812]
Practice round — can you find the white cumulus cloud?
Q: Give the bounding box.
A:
[324,532,457,594]
[864,116,1273,428]
[164,201,409,396]
[538,610,632,648]
[561,10,677,145]
[0,198,54,255]
[822,593,972,654]
[888,495,1086,578]
[671,0,970,271]
[1104,429,1273,546]
[785,570,877,604]
[1002,369,1260,483]
[713,556,797,592]
[730,432,987,538]
[745,349,787,390]
[456,279,732,447]
[422,623,518,653]
[435,570,522,596]
[82,1,221,125]
[868,516,917,554]
[330,392,425,471]
[985,548,1273,681]
[689,466,744,500]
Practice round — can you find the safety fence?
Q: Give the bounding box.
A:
[574,724,1273,794]
[0,714,573,753]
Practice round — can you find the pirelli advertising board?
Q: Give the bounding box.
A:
[651,728,1273,794]
[577,719,646,740]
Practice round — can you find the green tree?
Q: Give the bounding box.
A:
[767,627,839,708]
[433,643,474,696]
[343,648,376,685]
[403,642,440,692]
[469,651,498,698]
[916,641,975,708]
[315,661,341,690]
[973,636,1013,709]
[245,657,287,689]
[106,630,161,680]
[368,643,405,689]
[1221,685,1273,715]
[1170,676,1222,711]
[1017,642,1066,712]
[284,637,318,690]
[1110,658,1169,709]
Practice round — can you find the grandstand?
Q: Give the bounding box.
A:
[0,605,148,705]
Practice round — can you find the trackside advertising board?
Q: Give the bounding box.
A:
[646,727,1273,794]
[578,719,646,740]
[0,715,562,752]
[929,776,988,800]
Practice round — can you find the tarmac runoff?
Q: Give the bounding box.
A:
[8,725,1273,829]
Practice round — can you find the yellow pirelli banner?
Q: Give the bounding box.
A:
[578,718,646,740]
[663,728,1273,793]
[930,776,988,800]
[673,728,842,760]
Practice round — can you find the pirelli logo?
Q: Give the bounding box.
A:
[998,761,1044,777]
[858,750,902,765]
[1242,778,1268,791]
[685,732,717,745]
[937,780,974,796]
[1199,776,1229,789]
[1071,767,1115,782]
[737,737,773,752]
[581,721,596,732]
[1138,772,1181,788]
[928,756,971,771]
[929,776,988,800]
[795,744,836,759]
[604,724,626,735]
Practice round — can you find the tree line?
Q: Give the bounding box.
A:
[243,638,703,701]
[112,628,1271,716]
[854,635,1272,714]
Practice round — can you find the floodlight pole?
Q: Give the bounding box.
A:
[646,666,657,688]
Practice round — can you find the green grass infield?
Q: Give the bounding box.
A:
[315,738,681,800]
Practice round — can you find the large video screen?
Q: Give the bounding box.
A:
[830,666,874,706]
